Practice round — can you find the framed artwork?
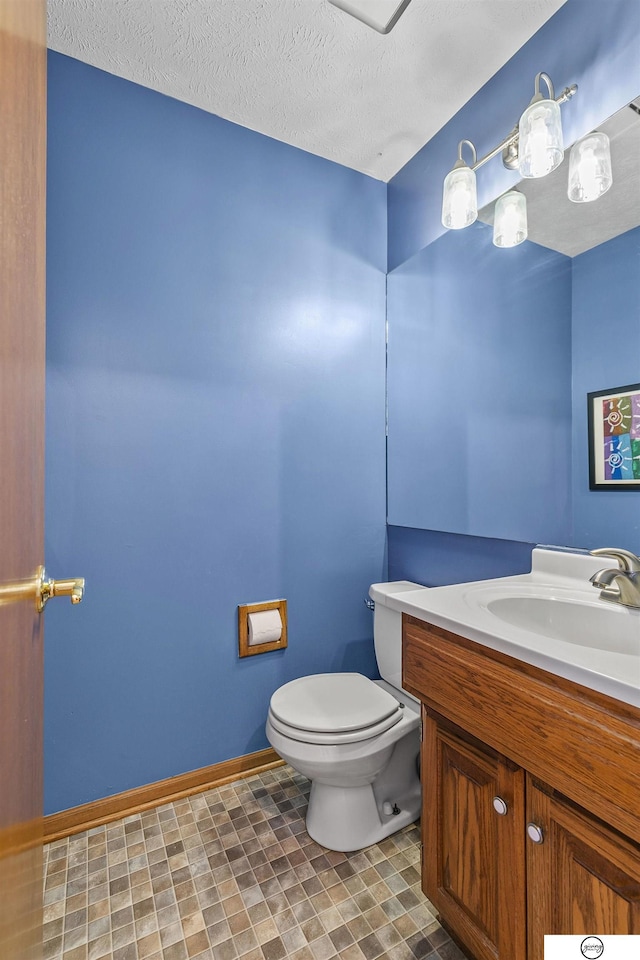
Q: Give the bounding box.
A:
[587,382,640,490]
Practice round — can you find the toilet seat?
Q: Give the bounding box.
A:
[268,673,403,745]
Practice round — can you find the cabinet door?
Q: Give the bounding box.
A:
[527,777,640,960]
[422,710,527,960]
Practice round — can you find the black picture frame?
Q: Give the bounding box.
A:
[587,382,640,490]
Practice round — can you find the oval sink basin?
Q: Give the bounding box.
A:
[486,596,639,656]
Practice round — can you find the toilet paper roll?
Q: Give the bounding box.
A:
[248,608,282,645]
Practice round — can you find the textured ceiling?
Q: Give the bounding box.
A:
[47,0,566,182]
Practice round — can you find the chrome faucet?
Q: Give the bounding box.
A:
[589,548,640,608]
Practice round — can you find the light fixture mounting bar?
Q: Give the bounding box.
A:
[471,84,578,172]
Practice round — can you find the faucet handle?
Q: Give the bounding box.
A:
[590,548,640,573]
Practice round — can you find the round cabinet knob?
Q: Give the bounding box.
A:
[492,796,508,816]
[527,822,544,844]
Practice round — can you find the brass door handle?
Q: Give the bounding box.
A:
[0,566,85,612]
[39,569,85,611]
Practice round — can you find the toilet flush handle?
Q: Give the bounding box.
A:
[364,598,375,611]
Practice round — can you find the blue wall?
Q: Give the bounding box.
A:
[46,1,640,813]
[386,221,572,544]
[572,226,640,552]
[45,53,387,814]
[388,0,640,271]
[387,527,534,586]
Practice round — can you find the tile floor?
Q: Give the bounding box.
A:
[43,765,468,960]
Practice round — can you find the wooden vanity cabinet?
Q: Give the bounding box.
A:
[526,781,640,958]
[404,615,640,960]
[422,712,527,960]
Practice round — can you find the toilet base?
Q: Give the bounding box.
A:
[305,774,421,852]
[265,685,422,852]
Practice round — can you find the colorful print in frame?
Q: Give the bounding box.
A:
[588,383,640,490]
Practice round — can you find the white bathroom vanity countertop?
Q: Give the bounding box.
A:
[371,549,640,709]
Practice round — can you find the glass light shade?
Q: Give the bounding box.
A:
[441,164,477,229]
[518,98,564,178]
[493,191,528,248]
[567,132,613,202]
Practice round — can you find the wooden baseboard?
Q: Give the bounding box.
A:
[43,748,284,844]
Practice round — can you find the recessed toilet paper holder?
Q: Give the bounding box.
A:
[238,598,288,658]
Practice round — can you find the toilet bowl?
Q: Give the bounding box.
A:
[265,581,425,852]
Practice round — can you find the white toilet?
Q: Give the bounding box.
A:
[265,581,424,852]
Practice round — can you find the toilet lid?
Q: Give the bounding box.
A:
[269,673,400,734]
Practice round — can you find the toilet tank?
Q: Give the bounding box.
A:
[369,581,425,694]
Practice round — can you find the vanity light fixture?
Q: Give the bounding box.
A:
[441,140,478,229]
[493,190,527,248]
[441,72,578,240]
[518,73,564,178]
[567,131,613,202]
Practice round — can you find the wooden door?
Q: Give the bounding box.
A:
[527,778,640,960]
[0,1,47,958]
[422,710,527,960]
